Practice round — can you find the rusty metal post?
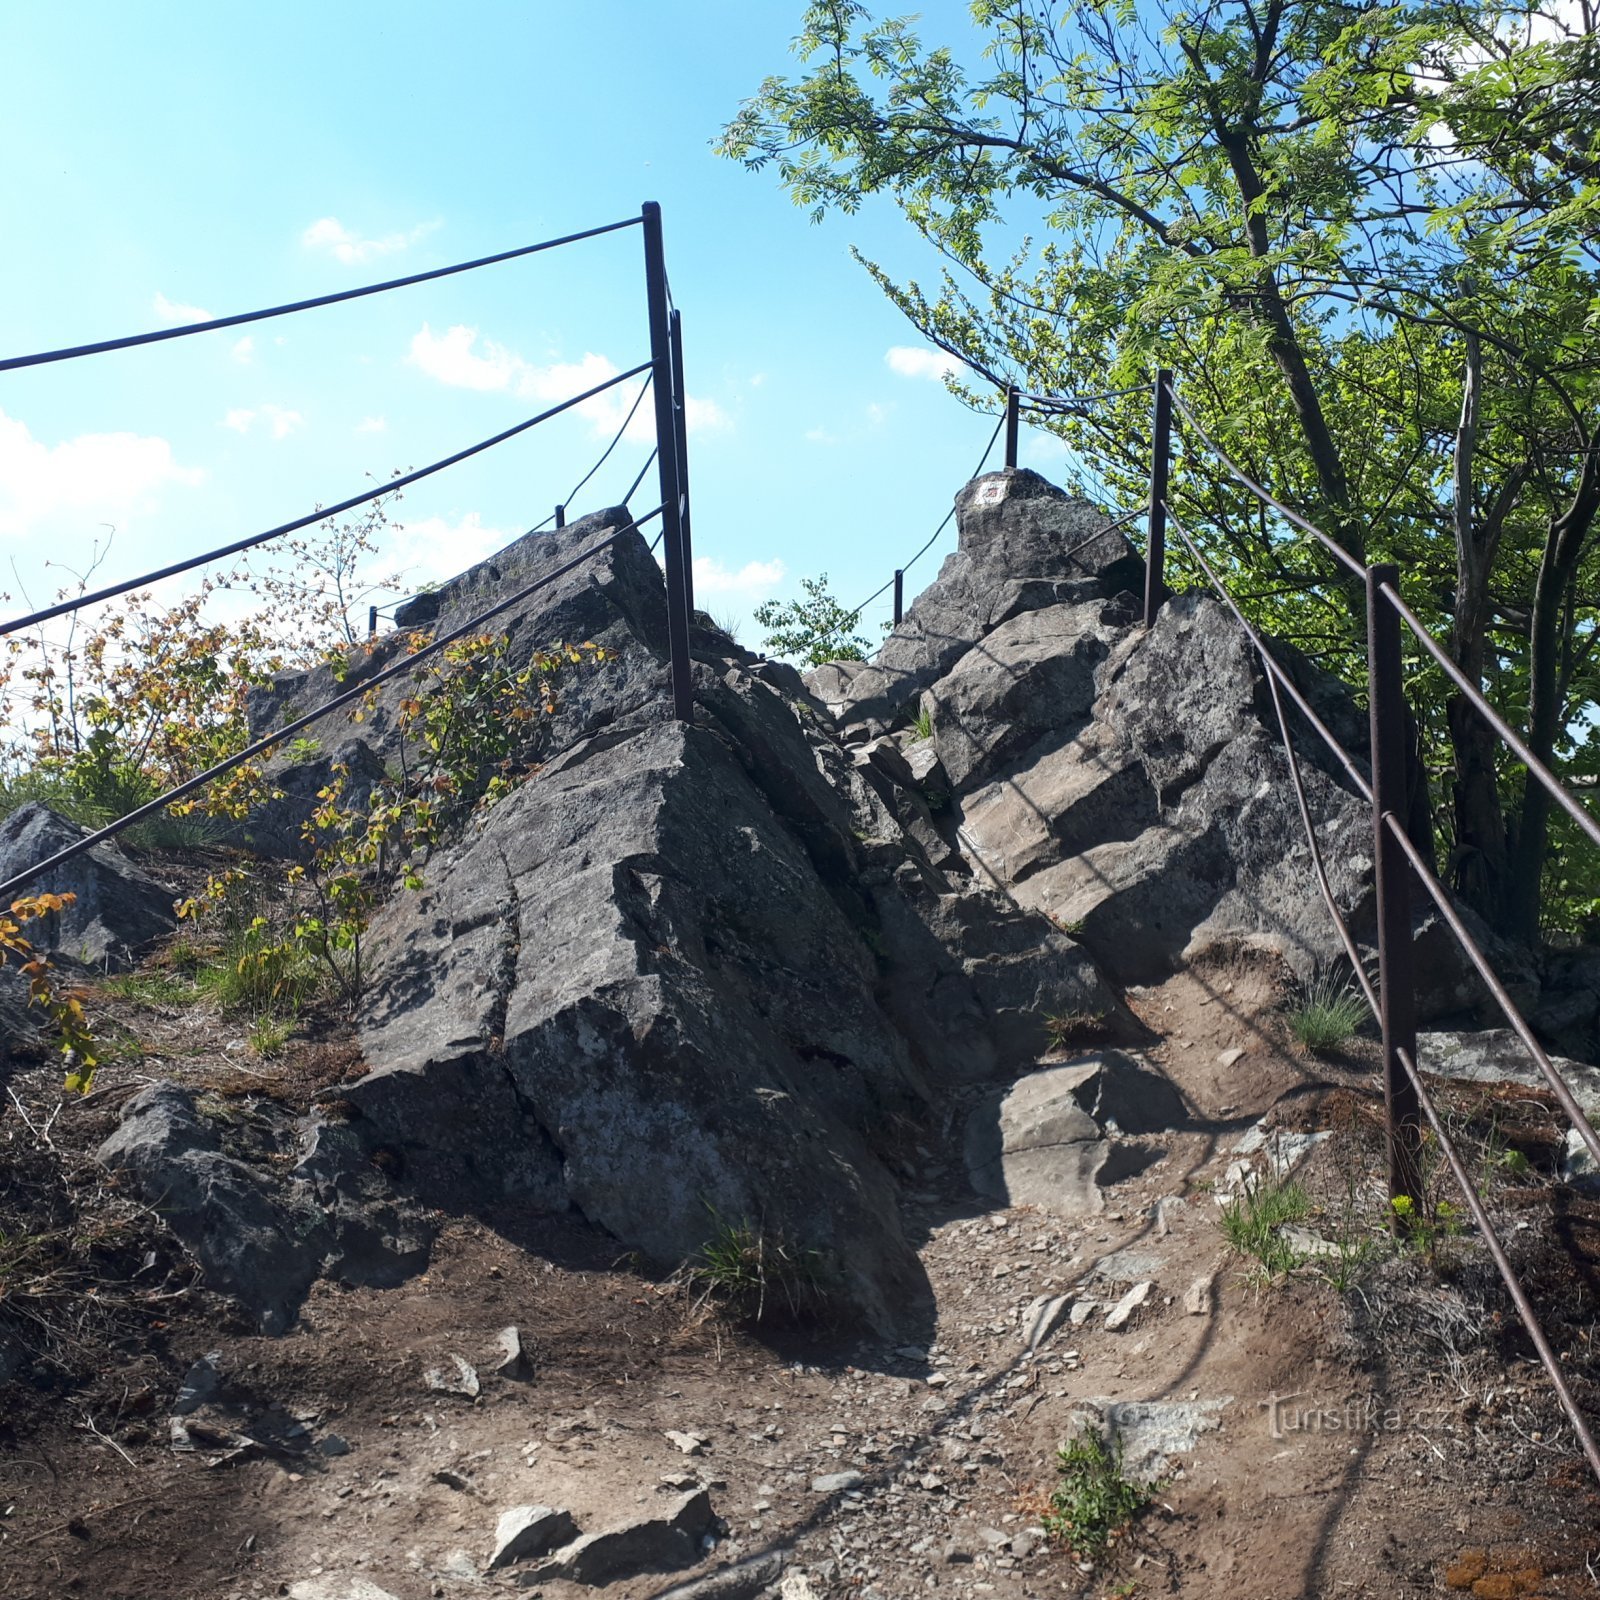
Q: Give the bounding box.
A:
[1144,370,1173,628]
[554,503,566,529]
[641,201,693,723]
[893,568,904,628]
[1004,385,1020,469]
[669,307,694,614]
[1368,562,1424,1226]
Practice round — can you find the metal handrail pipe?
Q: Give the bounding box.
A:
[0,217,643,373]
[0,361,652,636]
[1378,581,1600,854]
[1382,811,1600,1169]
[1166,385,1366,581]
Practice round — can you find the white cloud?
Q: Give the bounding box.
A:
[408,322,521,392]
[302,216,440,266]
[371,511,510,591]
[804,426,840,446]
[407,323,727,442]
[231,336,254,364]
[886,345,963,382]
[685,396,730,434]
[356,415,388,435]
[693,556,785,596]
[152,291,213,326]
[0,408,203,538]
[221,403,305,439]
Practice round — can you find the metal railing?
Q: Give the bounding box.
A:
[1125,370,1600,1481]
[0,203,700,896]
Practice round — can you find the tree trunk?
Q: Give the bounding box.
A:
[1505,462,1600,943]
[1445,335,1512,921]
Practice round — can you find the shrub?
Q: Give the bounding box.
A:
[1043,1427,1152,1559]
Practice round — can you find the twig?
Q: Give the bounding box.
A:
[4,1086,57,1149]
[74,1412,138,1470]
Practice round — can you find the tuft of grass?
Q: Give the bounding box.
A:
[1220,1177,1312,1278]
[247,1013,294,1059]
[1043,1008,1109,1051]
[100,970,199,1008]
[678,1209,829,1323]
[1042,1427,1152,1559]
[911,705,935,741]
[192,915,323,1017]
[1287,976,1368,1054]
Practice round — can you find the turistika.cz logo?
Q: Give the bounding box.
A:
[1260,1391,1450,1439]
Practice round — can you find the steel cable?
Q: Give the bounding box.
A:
[528,375,655,536]
[848,409,1008,623]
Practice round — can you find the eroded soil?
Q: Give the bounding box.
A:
[3,957,1600,1600]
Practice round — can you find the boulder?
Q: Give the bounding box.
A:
[0,802,176,969]
[1419,1030,1600,1122]
[353,718,932,1333]
[964,1053,1184,1214]
[96,1083,431,1332]
[522,1489,714,1586]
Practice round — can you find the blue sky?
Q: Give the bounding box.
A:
[0,2,1081,647]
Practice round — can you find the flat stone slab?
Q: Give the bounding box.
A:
[965,1062,1108,1214]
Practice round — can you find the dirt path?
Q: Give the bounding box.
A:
[3,962,1598,1600]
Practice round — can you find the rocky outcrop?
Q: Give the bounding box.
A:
[822,470,1377,993]
[246,506,1127,1335]
[0,802,177,970]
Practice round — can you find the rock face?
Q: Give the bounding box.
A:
[260,505,1129,1335]
[819,472,1379,985]
[0,802,177,969]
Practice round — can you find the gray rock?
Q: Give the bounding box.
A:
[492,1324,531,1380]
[95,1082,430,1332]
[875,880,1132,1083]
[1067,1397,1229,1479]
[489,1504,578,1569]
[965,1062,1107,1213]
[1184,1273,1214,1316]
[1021,1294,1072,1352]
[810,1471,864,1494]
[522,1489,712,1586]
[0,802,176,969]
[926,603,1116,793]
[1102,1281,1152,1330]
[965,1054,1184,1214]
[352,714,933,1335]
[1420,1029,1600,1121]
[171,1352,223,1415]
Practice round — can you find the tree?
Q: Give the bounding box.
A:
[722,0,1600,942]
[754,574,871,666]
